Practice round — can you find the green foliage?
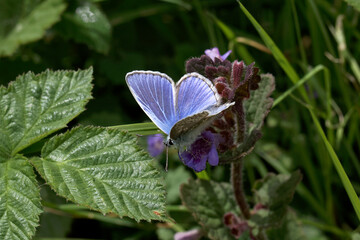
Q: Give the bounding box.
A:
[352,233,360,240]
[180,179,239,240]
[0,0,66,56]
[0,68,93,239]
[244,73,275,134]
[266,210,306,240]
[343,0,360,12]
[55,0,111,53]
[238,0,360,224]
[31,126,167,222]
[0,0,359,238]
[165,166,191,204]
[251,171,302,228]
[0,68,93,155]
[157,228,175,240]
[0,155,42,240]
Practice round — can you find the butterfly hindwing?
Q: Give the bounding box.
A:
[126,71,177,135]
[169,111,210,141]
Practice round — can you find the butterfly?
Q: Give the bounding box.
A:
[125,71,234,167]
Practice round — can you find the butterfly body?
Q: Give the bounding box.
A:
[126,71,234,149]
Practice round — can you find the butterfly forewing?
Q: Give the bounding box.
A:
[175,73,220,121]
[126,71,177,135]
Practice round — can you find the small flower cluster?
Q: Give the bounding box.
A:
[223,212,255,239]
[179,131,219,172]
[148,47,262,172]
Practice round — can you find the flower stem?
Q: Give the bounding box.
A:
[231,159,251,219]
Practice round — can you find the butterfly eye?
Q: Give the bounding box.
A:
[166,139,174,146]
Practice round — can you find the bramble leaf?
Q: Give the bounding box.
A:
[0,155,42,240]
[0,0,66,56]
[55,0,111,53]
[0,68,93,155]
[180,179,239,240]
[31,126,167,222]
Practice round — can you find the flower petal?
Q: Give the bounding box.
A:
[205,47,221,61]
[207,142,219,166]
[221,50,232,60]
[147,134,165,157]
[174,229,202,240]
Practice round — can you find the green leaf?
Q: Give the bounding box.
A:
[0,155,42,240]
[250,170,302,228]
[343,0,360,12]
[0,0,67,56]
[244,73,275,134]
[31,126,167,222]
[180,179,239,240]
[165,166,191,204]
[0,68,93,155]
[266,210,306,240]
[55,0,111,53]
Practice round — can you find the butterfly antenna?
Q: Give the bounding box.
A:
[165,146,169,172]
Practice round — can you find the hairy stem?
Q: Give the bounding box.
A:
[231,159,251,219]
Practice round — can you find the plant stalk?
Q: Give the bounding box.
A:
[231,159,251,219]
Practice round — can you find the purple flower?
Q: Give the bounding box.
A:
[179,131,219,172]
[147,134,165,157]
[205,47,232,62]
[223,212,255,239]
[174,229,203,240]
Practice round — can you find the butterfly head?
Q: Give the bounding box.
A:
[164,136,174,147]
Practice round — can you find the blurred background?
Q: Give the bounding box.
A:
[1,0,360,239]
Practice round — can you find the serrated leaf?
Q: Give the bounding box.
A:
[0,155,42,240]
[0,0,66,56]
[31,126,166,222]
[0,68,93,155]
[180,179,239,240]
[343,0,360,12]
[55,0,111,53]
[244,73,275,134]
[250,171,302,228]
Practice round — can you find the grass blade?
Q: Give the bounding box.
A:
[237,0,360,222]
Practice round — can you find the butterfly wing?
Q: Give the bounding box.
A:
[170,103,234,143]
[175,73,221,121]
[126,71,177,135]
[170,73,234,146]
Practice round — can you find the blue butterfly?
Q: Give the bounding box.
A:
[125,70,234,153]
